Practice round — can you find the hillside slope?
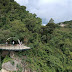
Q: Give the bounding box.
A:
[0,0,72,72]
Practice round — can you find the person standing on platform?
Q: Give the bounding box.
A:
[6,42,8,46]
[13,41,15,45]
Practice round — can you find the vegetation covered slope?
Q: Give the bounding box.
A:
[0,0,72,72]
[0,0,42,43]
[58,20,72,28]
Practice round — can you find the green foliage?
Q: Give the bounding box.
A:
[0,0,72,72]
[10,60,15,65]
[46,22,56,34]
[49,18,54,23]
[16,64,22,72]
[3,55,12,63]
[58,20,72,28]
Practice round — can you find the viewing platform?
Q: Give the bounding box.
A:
[0,44,30,50]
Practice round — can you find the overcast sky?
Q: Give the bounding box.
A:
[15,0,72,24]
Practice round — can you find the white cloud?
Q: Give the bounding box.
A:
[15,0,72,24]
[15,0,28,5]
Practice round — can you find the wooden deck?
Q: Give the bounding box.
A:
[0,44,30,50]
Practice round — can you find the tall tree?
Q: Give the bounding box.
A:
[49,18,54,23]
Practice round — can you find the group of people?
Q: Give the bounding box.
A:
[6,41,22,45]
[6,41,15,45]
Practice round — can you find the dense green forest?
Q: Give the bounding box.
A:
[0,0,72,72]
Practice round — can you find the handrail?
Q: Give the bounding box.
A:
[6,37,21,44]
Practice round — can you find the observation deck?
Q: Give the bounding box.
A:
[0,44,30,50]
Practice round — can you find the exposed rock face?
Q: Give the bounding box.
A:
[60,23,66,27]
[2,60,20,71]
[24,69,36,72]
[1,69,9,72]
[25,69,31,72]
[33,71,36,72]
[2,62,36,72]
[1,69,36,72]
[1,52,36,72]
